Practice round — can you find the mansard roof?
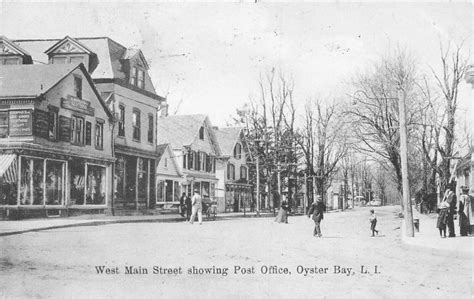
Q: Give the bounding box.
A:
[12,37,160,97]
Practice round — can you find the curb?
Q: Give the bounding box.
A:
[400,223,473,259]
[0,212,278,237]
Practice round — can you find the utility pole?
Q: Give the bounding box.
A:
[256,155,260,216]
[398,89,414,237]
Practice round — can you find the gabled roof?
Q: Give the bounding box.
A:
[122,48,149,69]
[0,63,113,119]
[0,36,32,63]
[0,63,76,98]
[214,127,243,157]
[156,143,183,176]
[157,114,221,155]
[44,36,95,55]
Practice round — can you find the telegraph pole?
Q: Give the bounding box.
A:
[398,89,414,237]
[256,155,260,216]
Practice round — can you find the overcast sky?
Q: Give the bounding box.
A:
[2,1,472,127]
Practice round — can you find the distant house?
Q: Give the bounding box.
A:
[214,127,252,212]
[157,114,221,203]
[155,143,184,207]
[0,63,114,218]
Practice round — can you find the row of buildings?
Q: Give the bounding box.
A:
[0,35,252,219]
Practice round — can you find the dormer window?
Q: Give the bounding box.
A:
[130,66,145,89]
[234,143,242,159]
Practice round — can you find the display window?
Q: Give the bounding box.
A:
[85,164,106,205]
[45,160,66,205]
[19,157,44,205]
[70,160,85,205]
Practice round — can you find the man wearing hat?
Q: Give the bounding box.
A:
[458,186,471,236]
[307,195,326,237]
[189,189,203,225]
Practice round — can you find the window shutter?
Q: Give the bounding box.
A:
[58,115,71,142]
[85,121,92,145]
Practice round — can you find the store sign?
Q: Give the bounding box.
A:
[33,109,50,139]
[9,110,33,136]
[61,96,95,116]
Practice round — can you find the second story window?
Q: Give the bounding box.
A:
[71,116,84,145]
[148,114,154,144]
[118,105,125,137]
[74,76,82,99]
[240,166,247,180]
[199,126,204,140]
[132,109,140,141]
[48,108,58,140]
[95,120,104,150]
[0,111,8,138]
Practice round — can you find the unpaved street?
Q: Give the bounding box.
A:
[0,206,470,298]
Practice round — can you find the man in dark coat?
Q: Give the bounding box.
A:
[444,188,457,237]
[179,192,187,218]
[308,195,326,237]
[185,193,192,221]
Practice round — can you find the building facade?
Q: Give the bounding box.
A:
[157,115,220,206]
[214,127,252,212]
[0,61,114,218]
[1,35,166,217]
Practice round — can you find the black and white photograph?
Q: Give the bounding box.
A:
[0,1,472,298]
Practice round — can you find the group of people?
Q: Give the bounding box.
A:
[179,191,203,224]
[437,186,471,238]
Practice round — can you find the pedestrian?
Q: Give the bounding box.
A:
[179,192,187,218]
[436,201,449,238]
[274,190,289,224]
[444,188,457,237]
[189,190,203,225]
[457,186,471,236]
[307,195,326,237]
[369,209,379,236]
[185,193,192,221]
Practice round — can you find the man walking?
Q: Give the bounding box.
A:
[190,190,203,225]
[308,195,326,237]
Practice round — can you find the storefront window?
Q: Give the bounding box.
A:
[86,164,106,205]
[194,181,201,195]
[20,157,44,205]
[156,180,164,202]
[70,160,85,205]
[165,179,173,202]
[0,156,18,205]
[174,181,180,202]
[45,160,65,205]
[137,158,148,201]
[202,181,210,199]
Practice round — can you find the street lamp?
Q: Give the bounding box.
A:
[353,89,415,237]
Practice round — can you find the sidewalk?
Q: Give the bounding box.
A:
[0,211,276,237]
[401,211,473,259]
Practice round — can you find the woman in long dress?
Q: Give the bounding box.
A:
[274,191,289,224]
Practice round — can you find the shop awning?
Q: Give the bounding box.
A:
[0,154,17,184]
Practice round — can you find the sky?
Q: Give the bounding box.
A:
[1,1,472,127]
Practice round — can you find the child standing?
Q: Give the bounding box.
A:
[436,201,449,238]
[369,209,379,237]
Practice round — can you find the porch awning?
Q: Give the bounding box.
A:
[0,154,17,184]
